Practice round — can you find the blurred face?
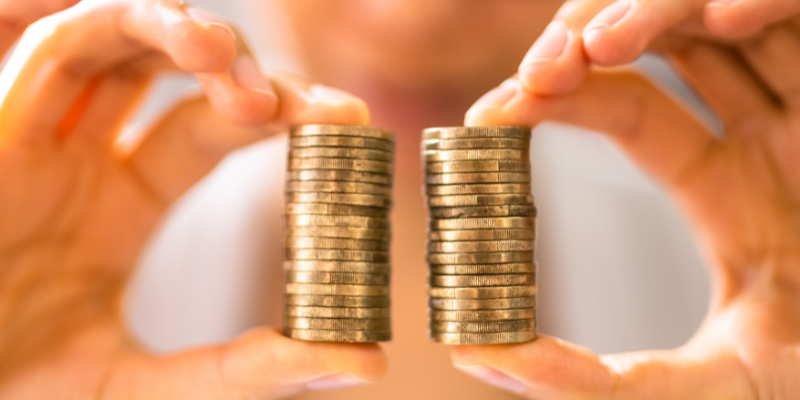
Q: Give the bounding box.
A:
[282,0,563,104]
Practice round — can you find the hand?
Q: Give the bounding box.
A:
[460,19,800,400]
[520,0,800,95]
[0,0,386,398]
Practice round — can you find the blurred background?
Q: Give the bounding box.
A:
[123,0,712,399]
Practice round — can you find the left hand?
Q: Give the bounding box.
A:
[458,19,800,400]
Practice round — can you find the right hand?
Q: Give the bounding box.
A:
[0,1,387,398]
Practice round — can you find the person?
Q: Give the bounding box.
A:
[1,0,799,399]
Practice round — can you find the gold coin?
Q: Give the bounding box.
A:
[289,136,394,152]
[429,331,536,345]
[285,271,390,285]
[428,194,534,207]
[285,226,391,241]
[426,183,531,196]
[285,317,391,331]
[428,240,534,253]
[284,294,390,308]
[286,170,392,186]
[429,263,535,275]
[285,283,389,296]
[430,308,535,321]
[428,285,537,299]
[284,237,389,251]
[425,172,531,185]
[427,251,534,264]
[428,229,535,242]
[430,319,534,333]
[285,305,391,318]
[285,249,390,262]
[430,274,535,288]
[430,296,536,310]
[286,192,391,208]
[424,149,529,162]
[429,205,537,219]
[285,203,388,218]
[424,138,530,150]
[284,261,391,274]
[425,160,530,174]
[285,215,390,229]
[289,147,393,162]
[285,181,392,196]
[290,124,395,141]
[430,217,535,230]
[423,126,531,140]
[284,328,391,343]
[288,158,393,174]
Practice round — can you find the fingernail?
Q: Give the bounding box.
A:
[308,84,354,104]
[521,21,569,65]
[231,56,275,95]
[455,365,527,394]
[584,0,632,34]
[306,374,371,390]
[185,6,229,28]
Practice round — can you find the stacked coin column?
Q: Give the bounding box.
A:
[283,124,394,343]
[423,127,537,345]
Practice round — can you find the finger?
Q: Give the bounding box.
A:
[0,0,81,57]
[517,0,613,95]
[736,22,800,110]
[124,71,369,205]
[105,328,388,399]
[0,0,240,140]
[582,0,708,66]
[704,0,800,39]
[466,71,716,190]
[450,335,753,399]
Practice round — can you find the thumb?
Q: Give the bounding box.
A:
[105,328,388,399]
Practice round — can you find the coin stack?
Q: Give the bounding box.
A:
[423,126,538,345]
[283,125,394,343]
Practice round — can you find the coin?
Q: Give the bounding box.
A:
[289,136,394,152]
[284,260,391,274]
[423,126,531,140]
[290,124,395,141]
[430,319,534,333]
[429,205,537,219]
[428,229,535,242]
[428,194,534,207]
[430,296,536,310]
[430,274,535,288]
[426,184,531,196]
[285,249,390,262]
[423,149,529,162]
[285,237,389,251]
[427,251,534,264]
[287,170,392,186]
[285,215,390,229]
[285,271,390,285]
[289,158,393,174]
[285,317,391,331]
[284,294,390,308]
[428,285,537,299]
[425,172,531,185]
[425,160,530,174]
[428,240,534,253]
[430,308,535,321]
[285,226,391,241]
[289,147,393,162]
[286,192,391,208]
[424,138,530,150]
[429,263,536,275]
[284,328,391,343]
[430,217,535,230]
[285,305,391,318]
[285,283,389,296]
[429,331,536,345]
[285,203,388,218]
[285,181,392,196]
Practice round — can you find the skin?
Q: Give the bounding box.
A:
[1,0,800,399]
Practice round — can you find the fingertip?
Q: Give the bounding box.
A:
[582,26,640,66]
[518,44,589,95]
[703,2,761,39]
[169,7,237,72]
[269,72,371,127]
